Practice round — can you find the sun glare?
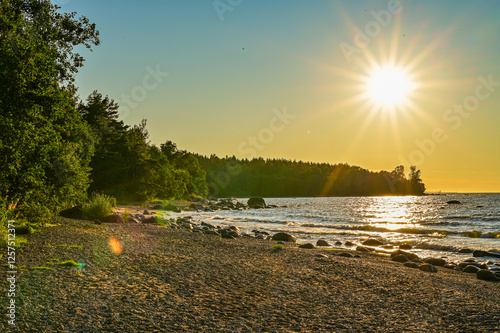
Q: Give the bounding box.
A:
[368,67,411,106]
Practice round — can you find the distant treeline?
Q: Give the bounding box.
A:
[197,155,425,198]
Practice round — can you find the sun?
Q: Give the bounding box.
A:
[368,67,412,106]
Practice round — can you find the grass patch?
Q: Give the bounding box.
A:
[272,244,283,251]
[32,266,53,270]
[161,203,181,213]
[155,217,174,227]
[58,260,82,267]
[15,224,35,235]
[122,209,130,223]
[82,192,116,221]
[14,236,28,247]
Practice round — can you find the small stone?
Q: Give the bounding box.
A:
[356,246,371,252]
[316,239,330,247]
[315,254,328,258]
[472,250,500,258]
[463,265,481,273]
[424,258,447,267]
[477,269,500,282]
[143,209,151,215]
[335,241,342,246]
[399,244,412,250]
[404,262,420,269]
[338,252,354,258]
[444,263,457,270]
[345,241,355,246]
[419,264,437,273]
[141,216,157,224]
[446,200,461,204]
[390,250,419,260]
[459,248,474,253]
[299,243,315,249]
[362,239,383,246]
[392,254,409,263]
[459,262,480,268]
[271,233,296,242]
[101,215,124,223]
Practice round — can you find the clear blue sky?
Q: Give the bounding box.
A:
[60,0,500,192]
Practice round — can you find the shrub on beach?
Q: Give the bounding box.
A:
[82,193,116,221]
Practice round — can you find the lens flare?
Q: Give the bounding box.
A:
[108,236,123,255]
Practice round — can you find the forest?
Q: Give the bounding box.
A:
[0,0,425,227]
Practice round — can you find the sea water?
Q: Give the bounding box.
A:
[186,193,500,260]
[188,193,500,260]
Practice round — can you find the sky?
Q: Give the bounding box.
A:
[59,0,500,193]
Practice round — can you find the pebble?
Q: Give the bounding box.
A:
[392,254,409,263]
[463,265,481,273]
[404,262,420,269]
[424,258,447,267]
[419,264,437,273]
[362,239,384,246]
[477,269,500,282]
[316,239,330,247]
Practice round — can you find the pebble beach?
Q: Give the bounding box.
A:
[1,210,500,332]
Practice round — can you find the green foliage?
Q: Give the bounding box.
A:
[272,244,284,251]
[58,260,82,267]
[15,224,35,235]
[200,156,426,197]
[78,92,209,202]
[82,193,116,221]
[122,210,130,223]
[0,0,99,225]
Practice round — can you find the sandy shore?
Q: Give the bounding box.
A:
[1,215,499,332]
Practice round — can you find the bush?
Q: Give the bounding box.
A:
[82,193,116,221]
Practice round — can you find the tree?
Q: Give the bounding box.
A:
[409,166,426,195]
[0,0,99,223]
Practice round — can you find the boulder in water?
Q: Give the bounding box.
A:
[446,200,461,204]
[316,239,330,247]
[271,232,296,242]
[247,197,266,208]
[362,239,384,246]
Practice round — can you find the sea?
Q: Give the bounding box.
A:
[185,193,500,260]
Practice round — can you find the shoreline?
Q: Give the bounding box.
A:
[1,213,499,332]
